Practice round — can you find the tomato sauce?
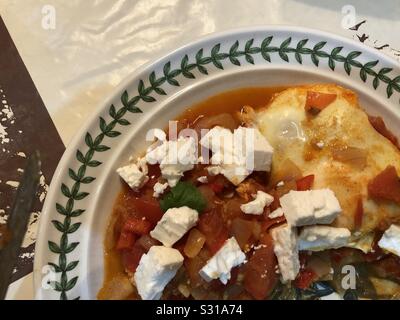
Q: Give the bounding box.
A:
[99,87,287,300]
[99,86,400,300]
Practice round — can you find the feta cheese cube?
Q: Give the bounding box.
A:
[200,126,233,155]
[117,158,149,191]
[218,163,250,186]
[298,226,351,251]
[233,126,274,172]
[199,237,246,284]
[153,182,169,198]
[378,224,400,257]
[134,246,184,300]
[146,136,197,187]
[150,206,198,247]
[201,126,274,186]
[240,191,274,215]
[271,224,300,282]
[279,189,342,227]
[269,207,284,219]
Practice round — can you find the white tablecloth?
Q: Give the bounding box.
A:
[1,0,399,299]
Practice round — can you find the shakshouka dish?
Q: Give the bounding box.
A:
[98,84,400,300]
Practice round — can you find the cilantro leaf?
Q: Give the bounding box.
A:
[160,181,206,213]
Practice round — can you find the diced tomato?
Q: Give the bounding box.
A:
[296,174,314,191]
[123,217,153,235]
[368,166,400,205]
[294,268,317,289]
[121,245,145,273]
[209,182,224,194]
[198,209,229,254]
[354,196,364,230]
[305,91,337,114]
[116,230,136,250]
[132,197,164,224]
[368,115,399,149]
[244,233,278,300]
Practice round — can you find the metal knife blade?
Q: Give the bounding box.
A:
[0,151,41,299]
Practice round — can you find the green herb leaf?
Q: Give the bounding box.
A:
[160,181,206,213]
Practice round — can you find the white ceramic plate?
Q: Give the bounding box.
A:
[34,26,400,300]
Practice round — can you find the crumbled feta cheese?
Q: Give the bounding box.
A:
[216,164,250,186]
[153,182,169,198]
[146,136,197,187]
[269,207,284,219]
[134,246,184,300]
[276,181,285,187]
[233,126,274,172]
[199,237,246,284]
[378,224,400,257]
[240,191,274,215]
[206,166,222,176]
[200,126,233,155]
[298,226,351,251]
[197,176,208,183]
[200,126,274,186]
[279,189,342,227]
[271,224,300,282]
[117,158,148,191]
[150,206,198,247]
[316,141,324,149]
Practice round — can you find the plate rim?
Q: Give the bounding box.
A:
[33,25,400,299]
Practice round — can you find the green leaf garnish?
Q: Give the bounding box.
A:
[160,181,206,213]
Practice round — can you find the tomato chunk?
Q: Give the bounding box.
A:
[244,233,278,300]
[305,91,337,114]
[368,166,400,205]
[198,209,229,254]
[368,115,399,149]
[132,197,164,224]
[296,174,315,191]
[208,182,224,194]
[294,268,317,289]
[121,245,145,273]
[354,196,364,230]
[116,230,136,250]
[123,217,153,235]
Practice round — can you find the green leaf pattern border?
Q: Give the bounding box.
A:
[47,35,400,300]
